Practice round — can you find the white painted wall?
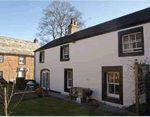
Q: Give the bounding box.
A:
[35,22,150,108]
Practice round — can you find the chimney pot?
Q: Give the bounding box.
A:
[68,18,79,35]
[34,38,38,43]
[71,18,74,24]
[74,21,77,25]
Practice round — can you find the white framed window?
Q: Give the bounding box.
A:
[0,55,4,63]
[19,56,26,65]
[0,71,3,79]
[63,46,69,59]
[122,32,142,53]
[67,71,72,89]
[107,72,119,98]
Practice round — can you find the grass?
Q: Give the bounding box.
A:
[0,97,116,116]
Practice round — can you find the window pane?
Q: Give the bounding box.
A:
[136,33,142,40]
[124,44,129,49]
[108,73,113,82]
[115,85,119,94]
[69,80,72,86]
[129,34,135,42]
[64,55,69,59]
[66,47,69,54]
[68,72,70,78]
[137,42,142,48]
[114,73,119,83]
[46,72,49,88]
[43,73,45,87]
[0,55,3,62]
[109,84,114,94]
[123,36,128,43]
[129,43,136,49]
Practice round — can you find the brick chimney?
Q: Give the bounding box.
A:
[34,38,38,43]
[68,18,79,35]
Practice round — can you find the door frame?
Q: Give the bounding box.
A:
[64,68,73,92]
[40,69,50,90]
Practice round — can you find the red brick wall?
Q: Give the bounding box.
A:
[0,54,34,82]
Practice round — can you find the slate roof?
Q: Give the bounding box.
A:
[0,36,39,56]
[35,7,150,52]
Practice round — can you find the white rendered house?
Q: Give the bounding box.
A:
[34,7,150,108]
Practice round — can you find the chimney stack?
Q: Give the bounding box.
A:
[67,18,79,35]
[34,38,38,43]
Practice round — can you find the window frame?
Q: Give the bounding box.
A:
[118,26,144,57]
[64,69,73,92]
[18,56,26,65]
[0,55,4,63]
[107,72,119,99]
[0,71,3,80]
[39,51,45,63]
[40,69,50,90]
[102,66,123,105]
[60,45,70,61]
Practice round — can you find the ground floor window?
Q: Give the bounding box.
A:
[64,69,73,92]
[102,66,123,105]
[107,72,119,98]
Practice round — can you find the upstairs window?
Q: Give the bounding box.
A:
[18,56,26,65]
[122,32,142,53]
[0,71,3,79]
[118,26,144,57]
[60,45,69,61]
[39,51,45,63]
[0,55,4,63]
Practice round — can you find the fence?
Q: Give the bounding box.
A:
[134,62,149,113]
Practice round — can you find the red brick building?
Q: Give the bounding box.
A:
[0,36,39,82]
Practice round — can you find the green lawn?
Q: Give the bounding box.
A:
[0,97,116,116]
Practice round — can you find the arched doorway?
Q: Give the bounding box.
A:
[41,69,50,90]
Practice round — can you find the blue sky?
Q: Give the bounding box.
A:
[0,0,150,42]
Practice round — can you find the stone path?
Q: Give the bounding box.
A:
[48,91,123,115]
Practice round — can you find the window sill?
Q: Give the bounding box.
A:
[39,61,45,63]
[102,96,123,105]
[60,58,70,62]
[119,51,144,57]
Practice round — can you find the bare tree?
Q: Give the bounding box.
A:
[0,58,36,116]
[37,0,85,46]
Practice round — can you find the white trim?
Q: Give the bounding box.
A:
[19,56,25,64]
[122,31,142,53]
[67,71,72,89]
[63,47,69,59]
[107,72,119,99]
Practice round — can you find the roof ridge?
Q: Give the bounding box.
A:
[0,36,35,44]
[35,7,150,52]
